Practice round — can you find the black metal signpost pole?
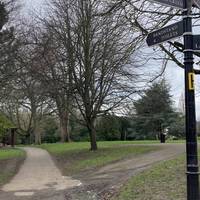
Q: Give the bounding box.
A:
[183,0,200,199]
[146,0,200,198]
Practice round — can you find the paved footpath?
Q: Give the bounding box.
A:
[0,147,81,200]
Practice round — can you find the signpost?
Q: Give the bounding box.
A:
[150,0,183,8]
[146,21,183,46]
[150,0,200,9]
[146,0,200,199]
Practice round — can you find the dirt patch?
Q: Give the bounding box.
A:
[63,144,185,200]
[0,156,25,187]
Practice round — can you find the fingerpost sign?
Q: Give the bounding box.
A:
[146,0,200,199]
[149,0,183,8]
[146,21,183,46]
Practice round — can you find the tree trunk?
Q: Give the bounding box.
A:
[2,136,6,146]
[60,111,70,142]
[55,97,71,143]
[32,116,41,145]
[87,120,97,151]
[34,130,41,145]
[120,129,127,141]
[124,131,127,141]
[34,120,41,145]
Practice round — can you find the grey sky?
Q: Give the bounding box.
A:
[21,0,46,16]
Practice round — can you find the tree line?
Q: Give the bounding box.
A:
[0,0,196,150]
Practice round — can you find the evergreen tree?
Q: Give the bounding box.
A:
[133,80,175,139]
[168,114,185,138]
[0,1,8,30]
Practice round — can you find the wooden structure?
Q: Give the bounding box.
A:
[1,127,17,147]
[10,127,17,147]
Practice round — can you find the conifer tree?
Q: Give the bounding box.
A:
[134,80,175,139]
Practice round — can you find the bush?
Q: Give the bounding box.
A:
[41,117,60,143]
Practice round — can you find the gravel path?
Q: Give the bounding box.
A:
[0,147,81,200]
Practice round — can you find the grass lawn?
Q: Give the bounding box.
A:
[0,148,25,160]
[113,154,188,200]
[40,141,161,175]
[0,148,25,186]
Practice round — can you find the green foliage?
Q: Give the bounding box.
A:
[0,113,13,129]
[0,113,14,141]
[96,115,121,141]
[69,114,132,142]
[135,80,173,115]
[133,80,176,139]
[168,114,185,138]
[71,127,90,142]
[96,115,132,141]
[67,114,90,141]
[40,117,60,143]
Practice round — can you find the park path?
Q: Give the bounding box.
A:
[0,147,81,200]
[0,144,186,200]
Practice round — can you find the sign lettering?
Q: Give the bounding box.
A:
[146,21,183,46]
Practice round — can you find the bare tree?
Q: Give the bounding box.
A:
[1,24,54,144]
[25,22,74,142]
[45,0,143,150]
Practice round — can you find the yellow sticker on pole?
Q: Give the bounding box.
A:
[188,72,195,90]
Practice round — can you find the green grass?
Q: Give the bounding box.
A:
[40,141,159,154]
[39,141,161,154]
[0,148,25,186]
[0,148,25,160]
[113,154,188,200]
[40,141,161,175]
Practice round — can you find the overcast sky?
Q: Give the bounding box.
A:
[21,0,46,17]
[21,0,200,119]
